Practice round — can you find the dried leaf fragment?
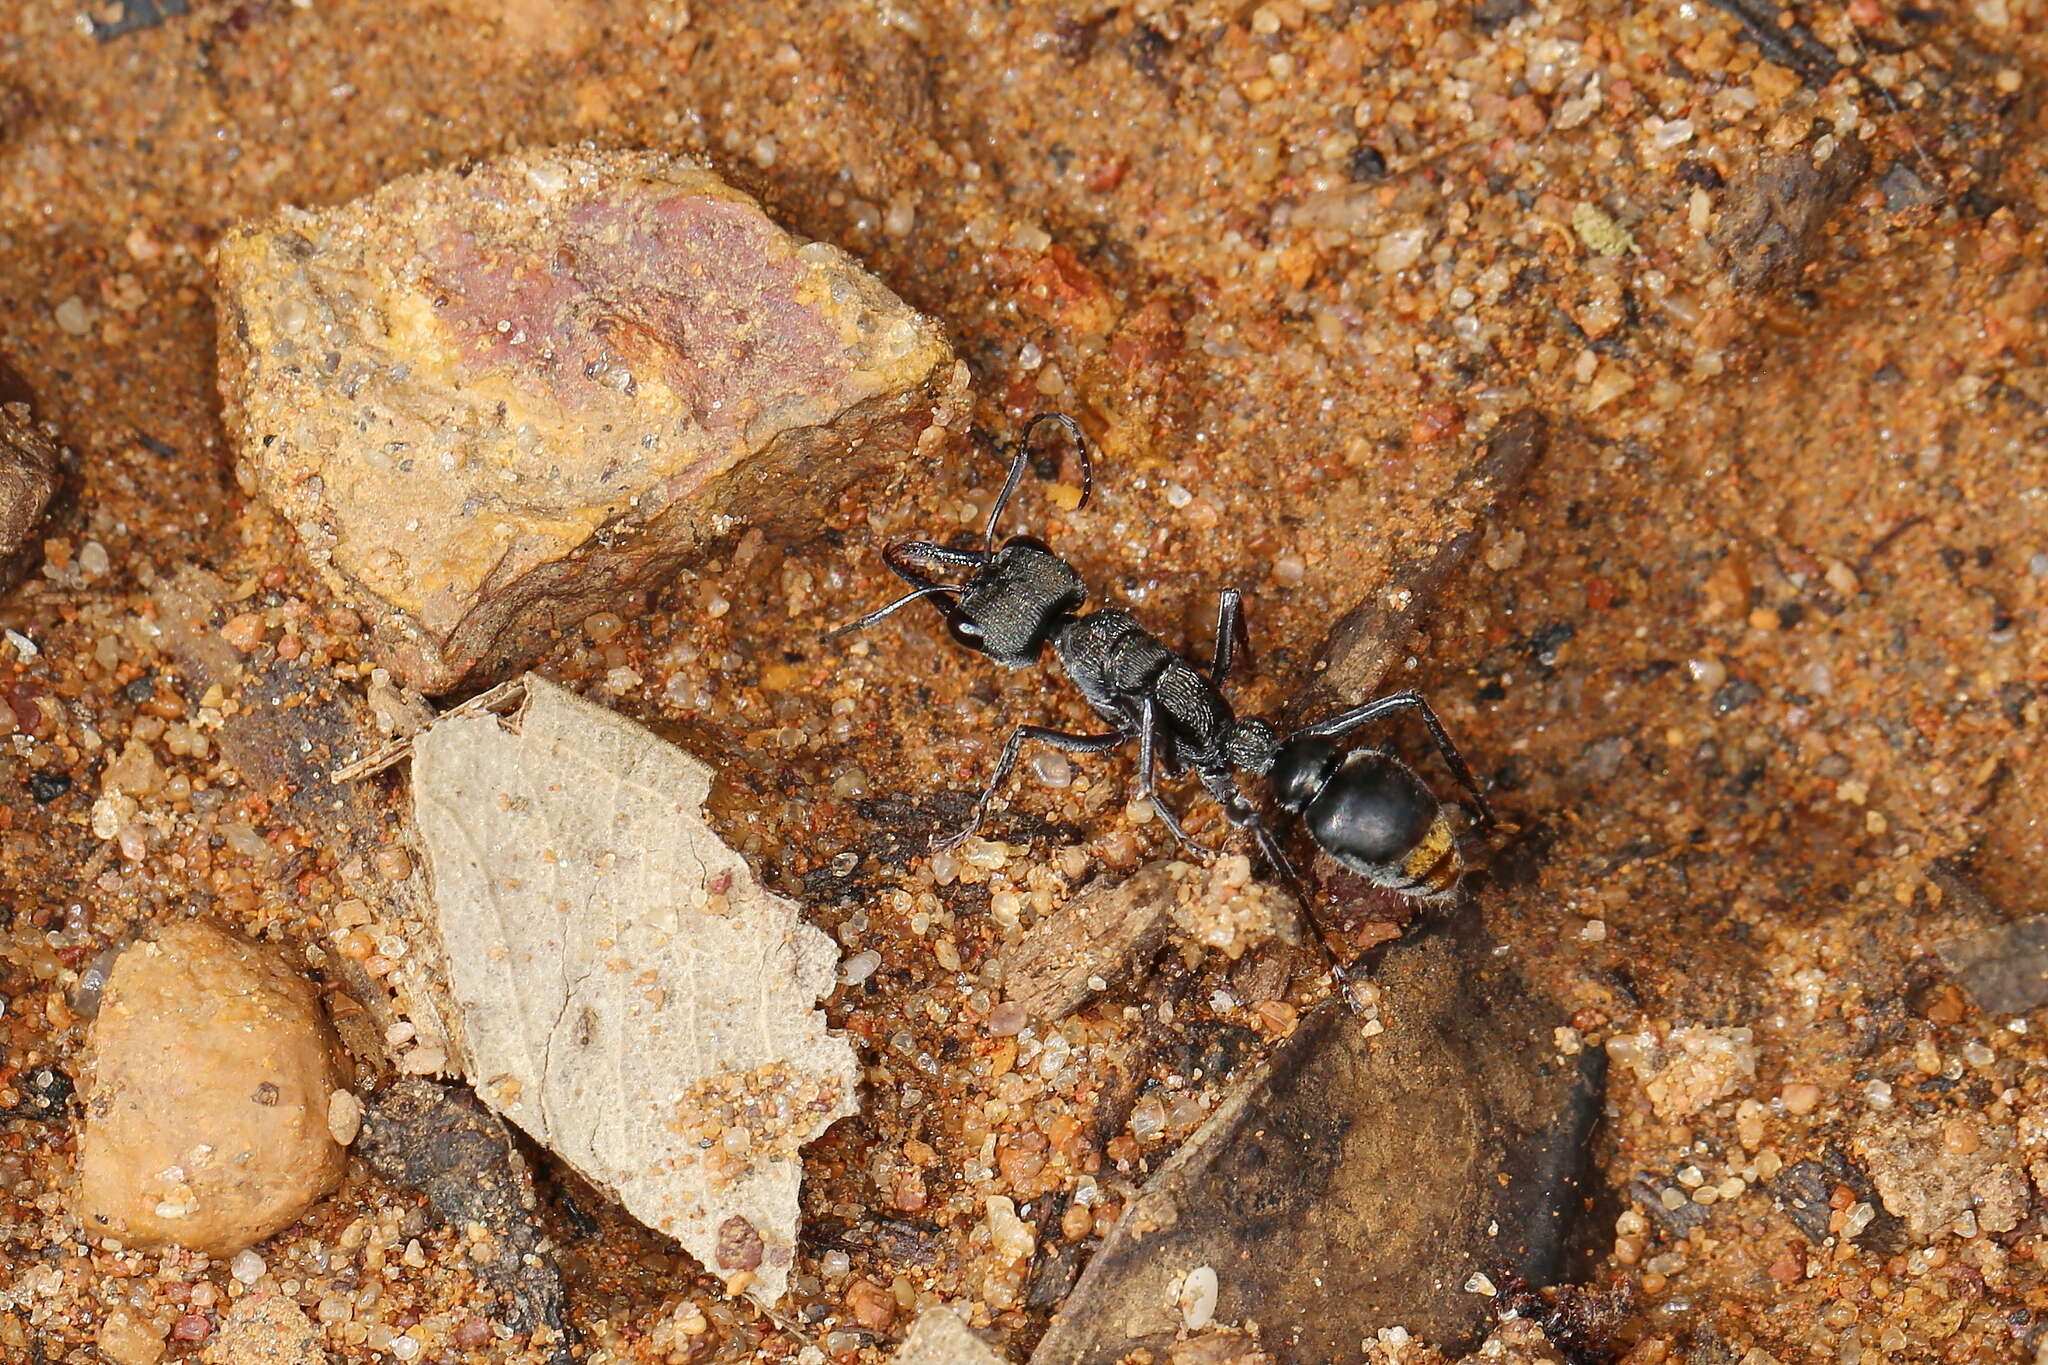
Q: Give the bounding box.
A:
[412,676,859,1306]
[894,1307,1013,1364]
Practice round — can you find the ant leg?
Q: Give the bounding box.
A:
[935,725,1125,850]
[1220,797,1367,1015]
[1135,699,1214,858]
[1208,587,1243,688]
[1299,689,1494,825]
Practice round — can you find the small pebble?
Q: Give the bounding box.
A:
[1030,751,1073,788]
[326,1089,363,1146]
[55,295,94,336]
[73,923,347,1257]
[987,1001,1028,1036]
[839,949,882,986]
[230,1249,268,1284]
[1781,1081,1822,1115]
[1484,529,1526,572]
[1177,1265,1219,1329]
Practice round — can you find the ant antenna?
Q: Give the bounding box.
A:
[821,584,962,642]
[983,412,1094,552]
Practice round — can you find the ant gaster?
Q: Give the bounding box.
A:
[830,414,1494,995]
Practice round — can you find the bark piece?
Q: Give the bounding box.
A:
[355,1079,570,1353]
[1004,860,1291,1021]
[410,676,859,1306]
[74,923,347,1257]
[1004,864,1179,1021]
[0,399,60,585]
[1030,900,1603,1363]
[215,147,965,692]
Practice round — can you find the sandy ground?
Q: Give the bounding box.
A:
[1,0,2045,1360]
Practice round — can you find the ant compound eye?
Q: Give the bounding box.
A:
[1307,753,1439,871]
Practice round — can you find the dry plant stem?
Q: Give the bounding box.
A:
[1289,410,1549,725]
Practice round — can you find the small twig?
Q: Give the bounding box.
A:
[1289,410,1548,724]
[1704,0,1840,86]
[329,676,532,783]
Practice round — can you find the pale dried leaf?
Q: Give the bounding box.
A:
[894,1307,1013,1364]
[412,676,859,1306]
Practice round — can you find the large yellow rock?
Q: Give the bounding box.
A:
[74,922,347,1256]
[215,147,963,693]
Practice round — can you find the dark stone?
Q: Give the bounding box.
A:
[1711,137,1872,290]
[10,1065,73,1120]
[27,771,69,804]
[1347,145,1388,182]
[1709,679,1761,716]
[1629,1171,1711,1238]
[1471,0,1529,30]
[1936,915,2048,1016]
[1768,1158,1834,1242]
[1030,899,1604,1364]
[1676,160,1726,191]
[1525,620,1576,668]
[357,1079,573,1360]
[86,0,191,41]
[1878,162,1937,212]
[1768,1150,1902,1253]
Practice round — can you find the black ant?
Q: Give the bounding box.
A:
[829,414,1494,998]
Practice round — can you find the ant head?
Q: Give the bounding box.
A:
[950,543,1086,668]
[1302,751,1445,881]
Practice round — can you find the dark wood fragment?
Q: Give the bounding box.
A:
[357,1079,574,1360]
[1030,899,1604,1363]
